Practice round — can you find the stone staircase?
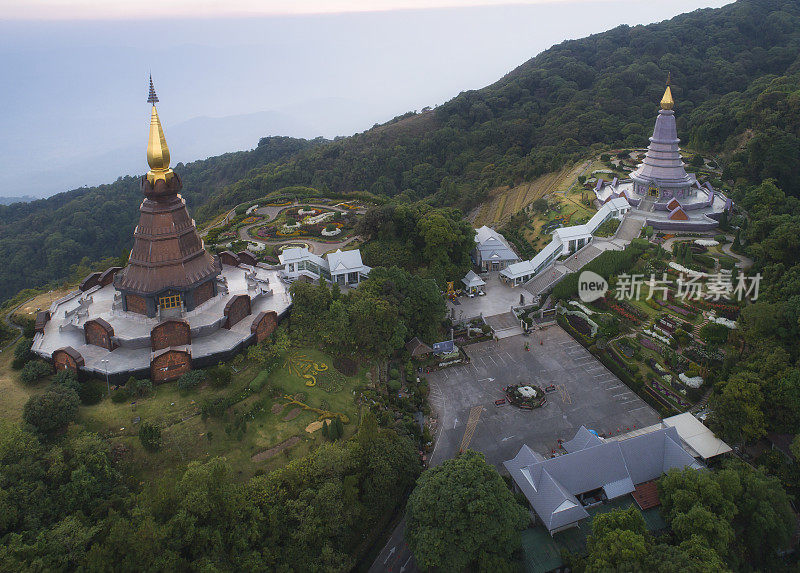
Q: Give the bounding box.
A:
[564,245,603,272]
[614,217,645,241]
[523,266,568,297]
[484,311,524,339]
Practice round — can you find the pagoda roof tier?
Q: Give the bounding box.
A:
[630,108,694,189]
[115,173,220,295]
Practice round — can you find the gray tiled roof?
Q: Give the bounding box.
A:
[563,426,602,453]
[505,426,702,532]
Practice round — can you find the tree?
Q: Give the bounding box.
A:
[709,374,766,445]
[585,506,649,571]
[208,364,232,388]
[12,337,33,369]
[19,359,52,385]
[645,538,728,573]
[139,422,162,452]
[733,461,796,566]
[177,370,206,391]
[23,386,79,435]
[405,451,528,571]
[659,461,795,569]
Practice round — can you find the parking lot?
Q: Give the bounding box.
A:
[427,326,661,467]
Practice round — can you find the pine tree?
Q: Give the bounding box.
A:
[333,417,344,440]
[322,419,330,439]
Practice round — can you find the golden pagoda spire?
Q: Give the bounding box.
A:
[146,75,173,184]
[660,72,674,110]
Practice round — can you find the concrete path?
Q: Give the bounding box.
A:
[0,298,29,353]
[238,202,365,255]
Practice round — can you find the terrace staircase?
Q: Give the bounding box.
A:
[614,217,645,242]
[523,266,568,297]
[691,316,709,345]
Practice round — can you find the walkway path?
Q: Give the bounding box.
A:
[659,233,752,271]
[0,299,30,353]
[237,202,366,255]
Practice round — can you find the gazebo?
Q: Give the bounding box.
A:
[406,337,433,359]
[461,270,486,294]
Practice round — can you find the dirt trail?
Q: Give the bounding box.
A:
[251,436,301,462]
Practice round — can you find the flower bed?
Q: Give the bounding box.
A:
[606,300,642,324]
[649,379,690,409]
[241,215,263,225]
[566,314,593,337]
[639,335,664,355]
[505,384,547,409]
[613,340,636,360]
[683,345,723,365]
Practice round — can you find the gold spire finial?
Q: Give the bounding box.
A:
[146,75,172,184]
[660,73,674,110]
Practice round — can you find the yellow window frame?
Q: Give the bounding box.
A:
[159,294,182,310]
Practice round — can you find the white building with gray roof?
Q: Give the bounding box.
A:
[473,226,520,271]
[504,425,703,534]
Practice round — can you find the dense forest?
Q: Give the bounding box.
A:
[1,0,799,305]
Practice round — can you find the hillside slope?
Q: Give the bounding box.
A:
[2,0,799,303]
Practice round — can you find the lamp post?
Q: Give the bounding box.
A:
[100,358,110,398]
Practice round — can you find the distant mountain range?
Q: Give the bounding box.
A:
[0,196,36,205]
[1,0,799,304]
[5,97,380,199]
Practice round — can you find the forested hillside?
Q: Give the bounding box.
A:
[2,0,799,303]
[0,137,319,303]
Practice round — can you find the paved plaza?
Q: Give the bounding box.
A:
[427,326,660,467]
[447,272,533,322]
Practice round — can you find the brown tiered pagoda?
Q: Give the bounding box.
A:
[114,77,220,317]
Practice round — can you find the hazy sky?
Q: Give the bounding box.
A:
[2,0,730,20]
[0,1,731,197]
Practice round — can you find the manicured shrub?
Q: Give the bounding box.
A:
[23,386,79,435]
[388,379,401,393]
[79,379,105,405]
[389,368,400,380]
[177,370,206,391]
[53,368,80,390]
[208,364,232,389]
[111,388,130,403]
[139,421,162,452]
[19,360,52,385]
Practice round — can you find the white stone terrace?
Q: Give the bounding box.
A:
[32,264,292,377]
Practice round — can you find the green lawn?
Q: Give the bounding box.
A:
[78,347,369,481]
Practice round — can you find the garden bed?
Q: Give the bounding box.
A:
[504,384,547,409]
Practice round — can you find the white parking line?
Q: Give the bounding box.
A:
[629,406,649,413]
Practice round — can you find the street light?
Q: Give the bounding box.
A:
[100,358,110,398]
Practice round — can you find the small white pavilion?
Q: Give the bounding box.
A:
[461,270,486,294]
